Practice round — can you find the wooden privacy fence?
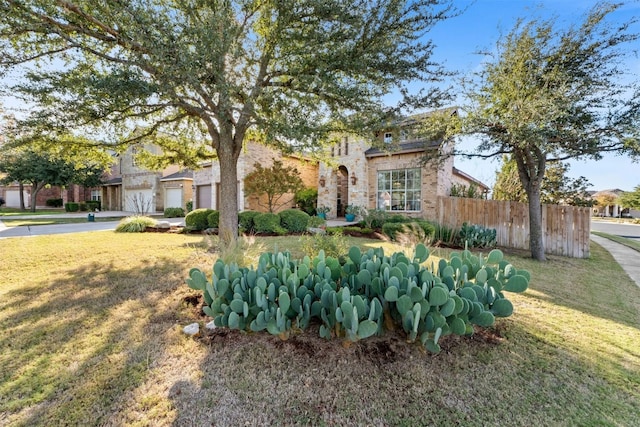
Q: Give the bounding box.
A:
[435,196,591,258]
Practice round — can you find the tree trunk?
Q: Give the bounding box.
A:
[19,182,25,211]
[30,184,38,212]
[217,140,242,244]
[526,183,546,261]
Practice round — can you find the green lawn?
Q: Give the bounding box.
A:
[592,231,640,253]
[0,208,66,216]
[1,233,638,426]
[0,217,124,227]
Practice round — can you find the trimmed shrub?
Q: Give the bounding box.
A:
[46,198,63,207]
[79,203,89,211]
[115,216,156,233]
[164,207,185,218]
[0,197,4,207]
[279,209,310,233]
[238,210,261,233]
[186,200,193,212]
[253,212,287,234]
[65,202,79,212]
[85,201,101,211]
[207,210,220,228]
[306,215,326,229]
[185,208,215,231]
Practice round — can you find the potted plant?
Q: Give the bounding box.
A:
[344,204,362,222]
[316,206,331,220]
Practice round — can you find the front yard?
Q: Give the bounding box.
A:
[1,233,638,426]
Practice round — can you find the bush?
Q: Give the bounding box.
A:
[64,202,79,212]
[85,201,101,211]
[306,215,326,229]
[387,214,410,223]
[279,209,310,233]
[361,208,389,229]
[79,203,89,211]
[115,216,156,233]
[382,222,406,241]
[301,230,350,259]
[295,187,318,216]
[186,244,530,352]
[207,210,220,228]
[164,207,185,218]
[239,210,261,233]
[0,197,4,207]
[185,208,215,231]
[457,222,497,248]
[46,198,63,207]
[186,200,193,212]
[253,212,287,235]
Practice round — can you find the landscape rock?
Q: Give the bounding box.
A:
[156,221,171,229]
[205,320,217,330]
[183,322,200,336]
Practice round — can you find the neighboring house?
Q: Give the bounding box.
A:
[0,181,99,209]
[193,142,318,212]
[317,112,486,219]
[101,145,193,212]
[590,189,638,218]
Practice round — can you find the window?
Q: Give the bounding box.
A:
[344,137,349,156]
[400,129,409,141]
[383,132,393,144]
[131,147,138,167]
[377,168,421,211]
[91,190,101,202]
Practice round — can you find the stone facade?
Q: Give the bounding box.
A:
[101,145,192,212]
[317,134,460,221]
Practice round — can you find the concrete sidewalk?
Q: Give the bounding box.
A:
[590,234,640,289]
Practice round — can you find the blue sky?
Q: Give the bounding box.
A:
[424,0,640,192]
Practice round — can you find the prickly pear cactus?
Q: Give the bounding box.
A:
[186,243,529,353]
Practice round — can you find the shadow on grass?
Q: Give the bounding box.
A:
[0,257,190,426]
[165,319,640,426]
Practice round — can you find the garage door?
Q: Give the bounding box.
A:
[5,190,30,208]
[165,188,182,209]
[125,189,154,213]
[197,185,212,209]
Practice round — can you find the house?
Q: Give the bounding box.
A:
[590,189,638,218]
[193,143,318,212]
[317,113,486,219]
[101,145,193,212]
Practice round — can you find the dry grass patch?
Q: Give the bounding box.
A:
[1,234,639,426]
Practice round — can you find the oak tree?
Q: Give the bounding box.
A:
[0,0,456,242]
[424,3,640,260]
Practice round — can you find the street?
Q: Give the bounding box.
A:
[591,220,640,242]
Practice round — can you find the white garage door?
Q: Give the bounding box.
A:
[5,190,30,208]
[165,188,182,209]
[125,189,154,213]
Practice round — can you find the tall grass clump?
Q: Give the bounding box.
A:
[115,216,156,233]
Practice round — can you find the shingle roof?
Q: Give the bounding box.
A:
[160,170,194,181]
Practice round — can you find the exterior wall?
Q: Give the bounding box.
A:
[161,179,193,211]
[318,135,450,220]
[366,152,442,220]
[317,137,369,218]
[193,142,319,213]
